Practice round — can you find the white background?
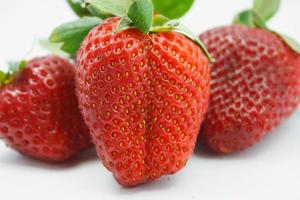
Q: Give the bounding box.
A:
[0,0,300,199]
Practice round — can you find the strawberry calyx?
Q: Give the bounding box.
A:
[234,0,300,54]
[49,0,213,61]
[68,0,194,20]
[67,0,93,17]
[49,16,102,57]
[85,0,213,61]
[0,60,27,87]
[150,15,214,62]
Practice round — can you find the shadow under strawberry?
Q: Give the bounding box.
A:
[0,148,97,170]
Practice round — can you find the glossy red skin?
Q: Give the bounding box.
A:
[0,56,91,162]
[199,25,300,153]
[76,17,210,186]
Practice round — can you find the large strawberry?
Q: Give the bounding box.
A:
[0,56,91,162]
[50,0,211,186]
[199,0,300,153]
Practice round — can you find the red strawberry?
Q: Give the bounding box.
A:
[199,3,300,153]
[76,16,210,186]
[0,56,91,162]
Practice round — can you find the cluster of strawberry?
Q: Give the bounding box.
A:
[0,0,299,187]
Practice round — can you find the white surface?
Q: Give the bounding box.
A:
[0,0,300,199]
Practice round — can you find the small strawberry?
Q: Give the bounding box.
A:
[0,56,91,162]
[199,0,300,153]
[50,0,211,186]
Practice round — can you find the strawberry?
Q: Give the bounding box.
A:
[199,0,300,153]
[0,56,91,162]
[48,0,212,186]
[76,18,210,186]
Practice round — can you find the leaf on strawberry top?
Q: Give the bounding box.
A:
[49,0,212,60]
[234,0,300,53]
[49,17,102,56]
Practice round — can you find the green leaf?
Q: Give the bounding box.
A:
[8,60,27,76]
[0,60,27,86]
[39,40,71,58]
[17,60,27,71]
[233,10,255,27]
[67,0,91,17]
[84,0,134,17]
[0,71,6,85]
[253,0,280,21]
[233,10,267,29]
[232,0,299,54]
[127,0,153,33]
[49,17,102,55]
[252,10,268,28]
[151,20,214,62]
[86,3,112,19]
[115,17,133,33]
[150,17,179,32]
[152,14,169,27]
[152,0,194,19]
[277,33,300,54]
